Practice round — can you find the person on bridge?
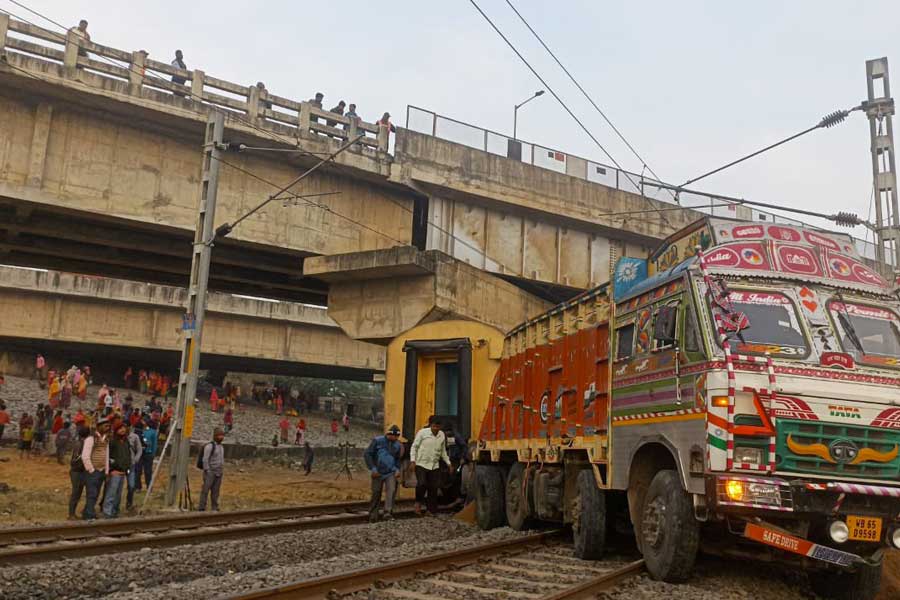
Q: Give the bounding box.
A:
[198,428,226,512]
[102,422,131,518]
[80,416,110,520]
[294,418,306,445]
[69,20,91,58]
[409,415,450,516]
[327,101,346,128]
[365,425,403,522]
[171,50,187,85]
[377,112,397,133]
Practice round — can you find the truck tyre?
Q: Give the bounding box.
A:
[475,465,506,530]
[573,469,607,560]
[505,463,533,530]
[809,563,882,600]
[639,469,699,582]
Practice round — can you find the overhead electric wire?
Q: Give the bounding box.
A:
[466,0,671,227]
[680,107,860,189]
[504,0,677,203]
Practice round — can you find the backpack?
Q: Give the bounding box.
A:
[195,442,214,470]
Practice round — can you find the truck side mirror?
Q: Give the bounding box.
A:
[654,305,677,344]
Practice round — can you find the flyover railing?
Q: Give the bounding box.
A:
[0,15,390,152]
[406,105,885,265]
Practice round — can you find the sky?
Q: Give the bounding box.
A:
[9,0,900,246]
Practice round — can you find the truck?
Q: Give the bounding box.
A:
[385,216,900,599]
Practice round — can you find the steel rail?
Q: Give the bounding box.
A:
[220,531,563,600]
[540,558,646,600]
[0,500,407,546]
[0,501,415,565]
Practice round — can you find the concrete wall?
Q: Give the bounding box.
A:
[393,130,704,288]
[0,94,413,257]
[0,267,385,372]
[306,248,553,343]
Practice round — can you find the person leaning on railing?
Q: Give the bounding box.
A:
[69,19,90,59]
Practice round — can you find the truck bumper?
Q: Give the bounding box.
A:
[743,521,861,566]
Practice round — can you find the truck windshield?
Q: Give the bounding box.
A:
[715,291,809,359]
[829,301,900,367]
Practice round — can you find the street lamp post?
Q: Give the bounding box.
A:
[513,90,544,140]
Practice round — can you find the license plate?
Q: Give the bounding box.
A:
[847,515,882,542]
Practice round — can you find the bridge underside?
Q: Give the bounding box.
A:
[0,197,329,304]
[0,336,374,381]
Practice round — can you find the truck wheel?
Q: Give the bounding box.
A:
[809,563,882,600]
[639,469,699,582]
[505,463,533,530]
[475,465,506,530]
[573,469,607,560]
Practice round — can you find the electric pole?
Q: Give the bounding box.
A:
[864,57,900,277]
[165,112,224,507]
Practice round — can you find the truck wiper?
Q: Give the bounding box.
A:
[836,293,866,356]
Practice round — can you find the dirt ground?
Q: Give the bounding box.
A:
[0,446,412,526]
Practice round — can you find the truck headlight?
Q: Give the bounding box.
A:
[718,477,783,507]
[733,446,764,465]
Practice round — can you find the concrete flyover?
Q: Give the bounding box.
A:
[0,15,704,304]
[0,266,384,380]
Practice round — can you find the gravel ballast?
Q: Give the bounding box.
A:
[0,516,523,600]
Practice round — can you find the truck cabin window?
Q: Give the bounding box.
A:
[715,291,808,359]
[829,301,900,366]
[653,303,678,350]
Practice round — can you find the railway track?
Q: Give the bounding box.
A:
[223,531,645,600]
[0,500,414,566]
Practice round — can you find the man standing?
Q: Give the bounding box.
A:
[80,417,110,520]
[140,421,158,489]
[364,425,403,522]
[68,424,91,520]
[302,441,314,475]
[199,427,225,512]
[102,422,131,518]
[409,415,450,516]
[125,423,144,511]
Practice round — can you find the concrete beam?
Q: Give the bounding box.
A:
[0,266,385,374]
[392,129,703,242]
[305,248,552,343]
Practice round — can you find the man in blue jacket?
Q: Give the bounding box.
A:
[364,424,402,522]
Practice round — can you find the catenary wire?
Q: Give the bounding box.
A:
[466,0,671,227]
[504,0,678,204]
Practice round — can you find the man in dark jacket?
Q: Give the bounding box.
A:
[102,422,132,518]
[364,425,403,522]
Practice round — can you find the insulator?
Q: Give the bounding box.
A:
[832,211,860,227]
[819,110,848,128]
